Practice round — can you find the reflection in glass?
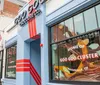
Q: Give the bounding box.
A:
[65,18,75,38]
[57,22,65,41]
[74,13,85,35]
[84,8,97,32]
[51,26,57,43]
[96,4,100,28]
[52,44,59,80]
[52,34,100,82]
[50,4,100,82]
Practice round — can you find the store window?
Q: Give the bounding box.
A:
[84,8,97,32]
[51,30,100,82]
[65,18,75,37]
[51,25,58,43]
[96,4,100,28]
[50,4,100,83]
[74,13,85,35]
[57,22,65,41]
[5,45,16,78]
[51,20,75,43]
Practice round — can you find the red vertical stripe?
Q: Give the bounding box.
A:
[28,0,37,39]
[31,18,36,37]
[29,20,32,37]
[29,0,34,4]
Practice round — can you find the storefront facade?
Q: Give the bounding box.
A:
[1,0,100,85]
[47,0,100,85]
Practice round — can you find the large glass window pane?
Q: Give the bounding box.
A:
[84,8,97,32]
[52,44,59,80]
[74,13,85,35]
[52,30,100,82]
[57,22,65,41]
[51,25,58,43]
[50,4,100,82]
[6,45,16,78]
[65,18,75,38]
[96,4,100,28]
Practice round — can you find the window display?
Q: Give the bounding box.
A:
[50,4,100,82]
[5,45,16,78]
[51,29,100,82]
[96,4,100,28]
[84,8,97,32]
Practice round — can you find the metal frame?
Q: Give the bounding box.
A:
[0,50,3,79]
[5,44,17,79]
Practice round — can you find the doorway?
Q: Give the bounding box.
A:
[30,39,41,85]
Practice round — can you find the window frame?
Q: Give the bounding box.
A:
[48,1,100,85]
[0,50,4,79]
[5,44,17,79]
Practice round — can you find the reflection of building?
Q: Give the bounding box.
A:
[52,24,75,42]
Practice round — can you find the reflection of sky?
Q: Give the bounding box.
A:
[74,16,82,22]
[89,43,100,56]
[89,43,99,49]
[84,8,97,32]
[74,13,85,34]
[96,5,100,28]
[65,18,74,32]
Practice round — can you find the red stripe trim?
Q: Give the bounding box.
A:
[30,69,40,85]
[16,59,41,84]
[28,20,32,37]
[29,0,34,4]
[32,35,40,39]
[29,20,33,38]
[29,0,34,38]
[30,66,41,85]
[31,19,34,38]
[30,62,41,84]
[16,59,30,63]
[16,68,30,72]
[32,18,37,37]
[28,15,37,38]
[31,20,34,37]
[30,63,41,81]
[30,65,41,81]
[16,64,30,67]
[28,0,37,39]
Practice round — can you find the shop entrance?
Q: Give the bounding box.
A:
[30,39,41,85]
